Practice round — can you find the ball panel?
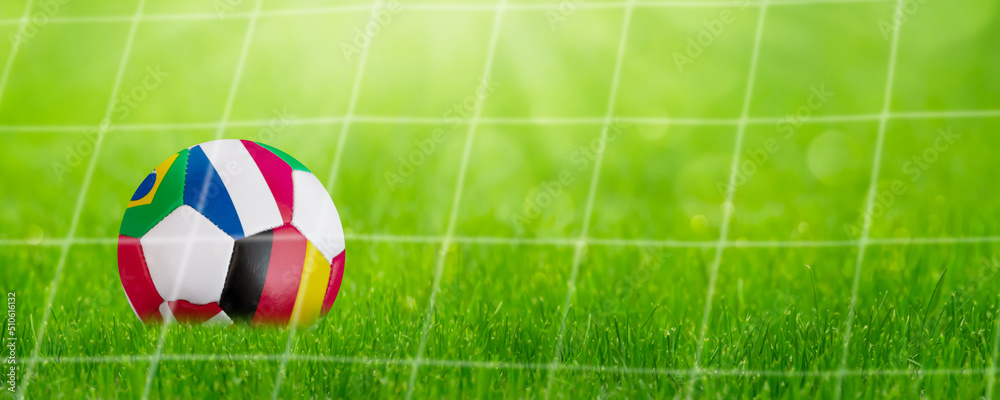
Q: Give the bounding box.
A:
[117,235,164,323]
[321,249,345,317]
[183,145,244,239]
[257,142,310,173]
[159,300,231,325]
[290,170,345,263]
[242,140,294,224]
[120,149,189,238]
[140,205,235,305]
[219,229,274,322]
[288,241,331,327]
[252,224,308,325]
[198,140,283,237]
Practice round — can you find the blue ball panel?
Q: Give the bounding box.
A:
[184,145,245,239]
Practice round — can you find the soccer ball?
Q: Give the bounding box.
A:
[116,140,345,327]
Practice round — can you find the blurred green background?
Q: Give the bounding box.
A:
[1,0,999,398]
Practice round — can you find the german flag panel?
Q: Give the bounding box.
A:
[218,230,274,321]
[219,224,336,326]
[290,242,332,327]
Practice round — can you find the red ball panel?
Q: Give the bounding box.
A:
[163,300,226,324]
[117,235,164,323]
[321,249,346,317]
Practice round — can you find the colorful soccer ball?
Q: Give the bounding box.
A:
[117,140,345,327]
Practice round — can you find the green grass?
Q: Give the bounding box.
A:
[2,0,1000,399]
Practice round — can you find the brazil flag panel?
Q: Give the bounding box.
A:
[119,149,189,238]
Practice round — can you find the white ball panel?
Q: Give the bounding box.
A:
[290,170,345,263]
[141,205,235,305]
